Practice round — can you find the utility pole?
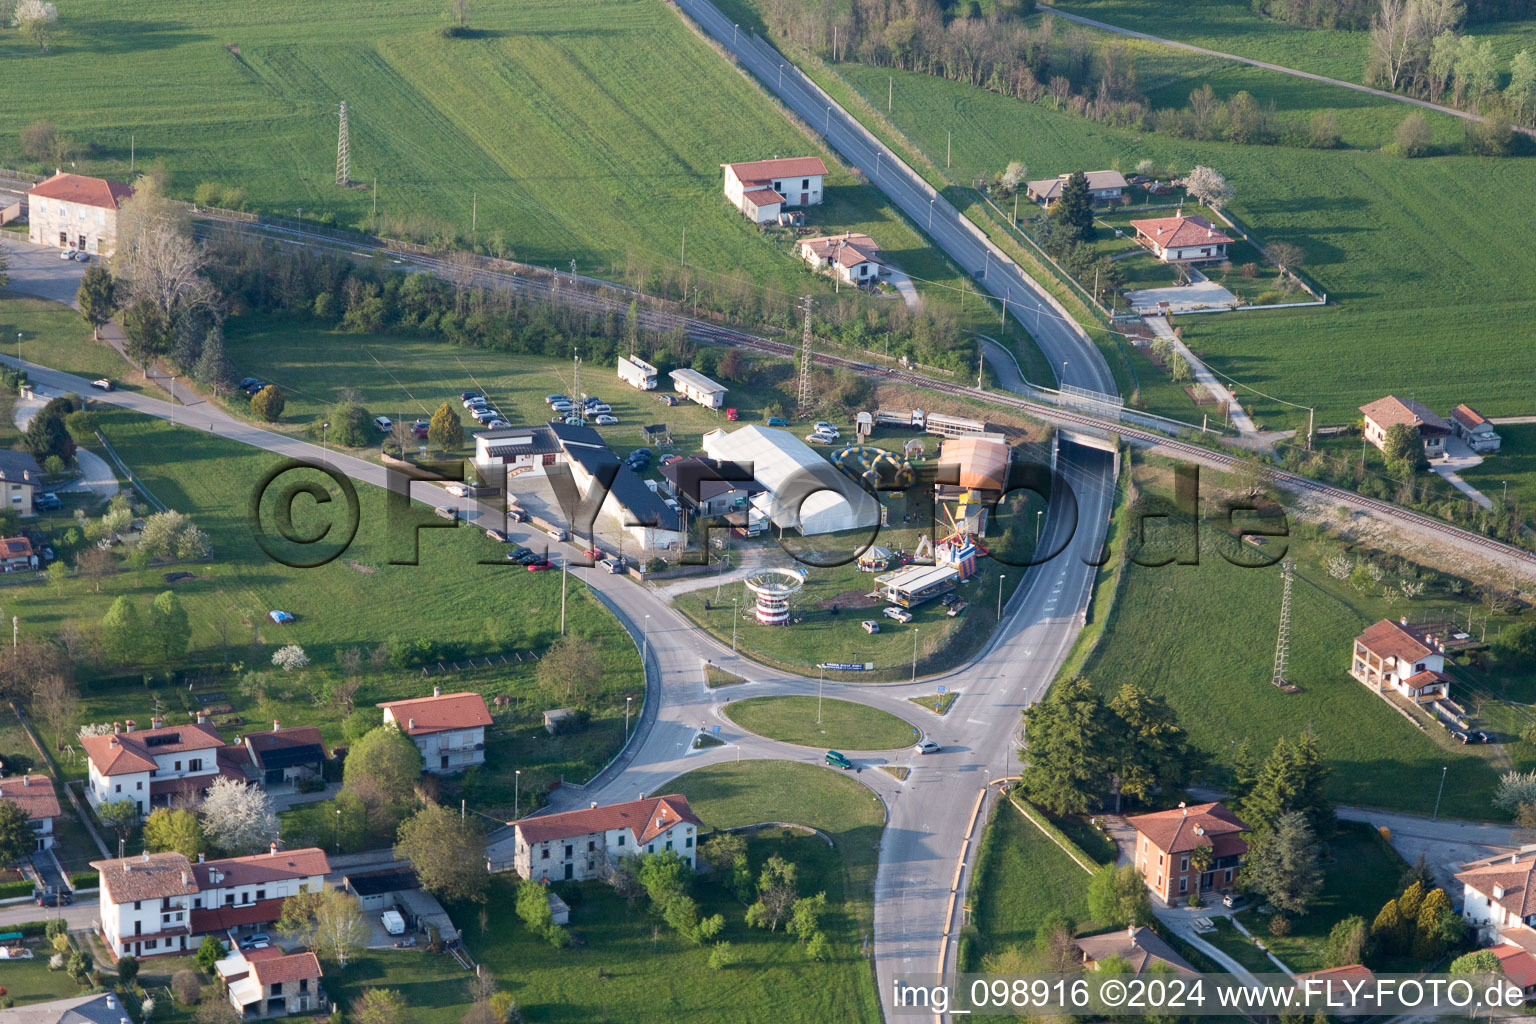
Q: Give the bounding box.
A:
[888,76,893,114]
[680,228,685,267]
[797,295,814,417]
[130,133,135,174]
[732,597,739,651]
[471,191,477,237]
[946,130,951,168]
[911,627,919,682]
[372,176,377,217]
[1270,559,1293,689]
[818,665,824,725]
[560,559,568,635]
[335,101,350,186]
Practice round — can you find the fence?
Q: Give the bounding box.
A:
[420,649,547,676]
[93,430,167,512]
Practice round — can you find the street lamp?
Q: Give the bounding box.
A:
[625,696,633,741]
[1432,765,1447,819]
[514,769,521,820]
[334,807,340,852]
[732,22,738,45]
[169,375,177,424]
[778,63,784,89]
[1035,509,1043,546]
[997,574,1006,619]
[15,332,20,364]
[732,597,739,651]
[818,665,824,725]
[929,195,935,229]
[322,421,329,450]
[911,627,919,682]
[642,614,651,665]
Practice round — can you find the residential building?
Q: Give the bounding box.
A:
[1349,618,1450,705]
[1457,847,1536,942]
[222,949,326,1019]
[81,716,240,815]
[1489,942,1536,1002]
[658,457,763,518]
[1025,170,1128,206]
[509,794,702,883]
[1127,801,1249,904]
[669,368,728,410]
[1075,926,1195,975]
[0,451,43,517]
[721,157,826,223]
[797,232,883,285]
[0,991,141,1024]
[1129,214,1233,264]
[701,425,878,536]
[241,724,326,788]
[0,537,36,573]
[189,845,330,937]
[379,688,491,773]
[1358,396,1452,458]
[26,172,134,256]
[1449,404,1502,453]
[0,774,61,852]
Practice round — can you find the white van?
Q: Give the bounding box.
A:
[374,416,393,432]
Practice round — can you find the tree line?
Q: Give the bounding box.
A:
[1368,0,1535,130]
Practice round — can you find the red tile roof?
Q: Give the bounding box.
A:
[1401,669,1449,691]
[252,951,323,986]
[194,847,330,890]
[1297,964,1375,983]
[81,722,225,777]
[724,157,827,183]
[90,851,199,905]
[514,794,702,846]
[28,172,134,210]
[378,692,492,735]
[1492,944,1536,990]
[190,896,291,934]
[0,537,32,560]
[1129,214,1233,250]
[799,233,882,269]
[1355,619,1435,664]
[1358,396,1452,436]
[1450,404,1492,431]
[0,774,60,821]
[1457,849,1536,918]
[1127,801,1249,858]
[741,187,784,207]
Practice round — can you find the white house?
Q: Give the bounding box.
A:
[1450,404,1502,454]
[473,425,565,475]
[669,368,727,409]
[797,232,883,285]
[81,717,237,815]
[27,172,134,256]
[91,846,331,960]
[222,949,326,1019]
[1359,396,1452,458]
[1025,170,1128,206]
[510,794,702,883]
[379,689,491,774]
[557,435,684,552]
[722,157,826,224]
[1349,618,1450,705]
[0,774,61,852]
[1130,214,1233,264]
[1457,848,1536,943]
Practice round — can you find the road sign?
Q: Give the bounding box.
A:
[818,662,875,672]
[937,685,946,694]
[712,725,721,734]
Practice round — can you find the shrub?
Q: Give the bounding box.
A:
[192,183,222,207]
[172,968,202,1005]
[250,385,285,422]
[1254,290,1288,306]
[1269,913,1292,937]
[1394,114,1433,158]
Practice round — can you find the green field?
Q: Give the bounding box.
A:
[723,695,919,749]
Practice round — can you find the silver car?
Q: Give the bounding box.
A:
[916,740,941,755]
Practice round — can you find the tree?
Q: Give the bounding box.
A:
[117,953,139,986]
[1381,422,1425,470]
[250,385,285,422]
[1183,165,1234,209]
[1088,864,1152,926]
[515,877,567,946]
[195,997,240,1024]
[1019,676,1114,815]
[24,397,74,465]
[1395,113,1434,156]
[395,802,489,904]
[1241,811,1322,917]
[1108,683,1199,806]
[1266,242,1307,280]
[122,298,171,370]
[536,634,601,704]
[1412,887,1457,960]
[1241,733,1333,835]
[143,808,207,859]
[638,849,721,944]
[352,989,410,1024]
[428,401,464,452]
[1051,172,1095,242]
[13,0,58,52]
[702,831,752,900]
[0,800,32,865]
[77,267,118,341]
[101,596,143,664]
[171,969,202,1005]
[1495,622,1536,666]
[31,671,78,751]
[19,120,57,161]
[64,410,98,444]
[325,401,374,449]
[1374,897,1403,949]
[342,724,423,825]
[1325,914,1369,967]
[199,776,279,854]
[97,799,138,844]
[1307,110,1342,148]
[193,327,231,392]
[194,935,225,974]
[277,888,367,966]
[139,510,211,561]
[1465,111,1515,156]
[271,645,309,671]
[999,160,1028,193]
[745,853,798,932]
[1449,949,1503,975]
[787,891,827,946]
[148,590,191,662]
[1508,49,1536,123]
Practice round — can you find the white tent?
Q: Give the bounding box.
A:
[702,426,877,536]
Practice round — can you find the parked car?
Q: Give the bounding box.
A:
[444,483,469,497]
[461,395,485,408]
[508,546,533,560]
[946,600,968,618]
[767,416,789,427]
[1222,893,1249,909]
[726,408,739,421]
[484,528,510,543]
[373,416,393,432]
[546,527,569,542]
[601,558,624,574]
[940,593,958,606]
[806,432,835,445]
[551,401,574,413]
[267,610,294,625]
[484,418,510,430]
[239,377,260,390]
[527,560,555,571]
[546,394,568,405]
[882,606,912,623]
[915,740,941,755]
[582,547,603,560]
[588,403,612,414]
[239,934,271,950]
[434,506,458,522]
[824,750,854,770]
[460,391,479,401]
[1452,729,1471,743]
[594,414,618,425]
[814,421,839,435]
[861,620,880,634]
[657,394,678,406]
[507,508,529,523]
[1472,730,1493,743]
[34,493,62,511]
[72,251,90,263]
[90,378,114,391]
[412,420,430,438]
[34,886,72,907]
[59,248,76,260]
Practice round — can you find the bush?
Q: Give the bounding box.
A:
[1269,913,1292,937]
[250,385,285,422]
[1394,114,1433,158]
[171,969,202,1005]
[1254,290,1288,306]
[1465,114,1515,157]
[323,402,374,449]
[193,183,222,207]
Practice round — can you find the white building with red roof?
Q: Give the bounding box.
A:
[509,794,703,883]
[797,231,883,285]
[1359,395,1452,458]
[1130,214,1233,263]
[1457,848,1536,944]
[1350,617,1450,705]
[0,773,62,851]
[1449,404,1501,453]
[1127,801,1249,905]
[379,687,491,773]
[26,172,134,256]
[221,947,327,1018]
[722,157,826,224]
[81,715,242,815]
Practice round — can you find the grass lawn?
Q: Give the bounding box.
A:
[0,296,144,386]
[1245,820,1408,974]
[1205,917,1275,973]
[963,797,1095,969]
[1459,423,1536,514]
[908,691,957,715]
[1050,814,1119,868]
[319,950,467,1024]
[0,953,92,1006]
[1078,457,1505,814]
[722,696,919,750]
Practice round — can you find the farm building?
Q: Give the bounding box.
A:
[670,368,727,409]
[721,157,826,224]
[27,172,134,256]
[1449,404,1501,453]
[1359,396,1451,458]
[701,425,877,536]
[1129,214,1233,264]
[1025,170,1127,206]
[797,232,884,285]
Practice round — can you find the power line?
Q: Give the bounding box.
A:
[798,295,814,417]
[336,101,351,187]
[1271,557,1293,690]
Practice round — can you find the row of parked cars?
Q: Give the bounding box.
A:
[461,392,510,430]
[547,393,618,425]
[805,421,841,445]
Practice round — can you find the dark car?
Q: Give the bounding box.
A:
[460,391,479,401]
[507,508,529,524]
[34,493,63,511]
[507,546,533,561]
[1473,730,1493,743]
[34,886,72,907]
[657,394,678,406]
[239,377,259,390]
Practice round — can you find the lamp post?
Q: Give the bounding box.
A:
[732,597,739,651]
[1432,765,1447,819]
[15,332,20,364]
[1035,509,1043,546]
[322,421,329,450]
[818,665,824,725]
[826,105,831,136]
[778,63,784,89]
[929,195,935,229]
[169,376,177,424]
[732,22,737,45]
[514,769,521,820]
[642,614,651,666]
[997,574,1006,619]
[626,696,633,740]
[911,627,919,682]
[334,807,340,853]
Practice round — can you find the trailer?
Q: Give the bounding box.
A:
[874,408,925,430]
[617,354,659,391]
[669,368,727,409]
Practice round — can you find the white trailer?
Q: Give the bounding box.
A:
[670,368,727,409]
[924,412,991,439]
[617,354,658,391]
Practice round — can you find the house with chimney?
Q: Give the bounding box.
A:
[27,171,134,256]
[1349,618,1451,706]
[1,991,142,1024]
[1130,214,1233,264]
[1127,801,1249,905]
[0,773,62,852]
[1026,170,1128,206]
[241,723,327,788]
[721,157,826,224]
[509,794,702,883]
[379,689,491,774]
[90,845,330,959]
[218,947,327,1019]
[1075,926,1196,975]
[796,232,884,285]
[81,715,246,816]
[1359,396,1452,459]
[0,450,43,518]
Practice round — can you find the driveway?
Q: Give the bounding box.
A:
[14,387,120,504]
[1125,272,1237,314]
[1429,436,1492,509]
[2,237,87,307]
[1337,806,1533,892]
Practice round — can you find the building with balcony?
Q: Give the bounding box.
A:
[221,948,326,1019]
[81,715,246,815]
[1128,801,1249,905]
[509,794,702,883]
[0,773,61,852]
[379,688,491,774]
[1350,618,1450,705]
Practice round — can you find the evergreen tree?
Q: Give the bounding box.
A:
[1240,811,1322,917]
[193,326,232,392]
[1241,733,1333,835]
[1371,898,1402,952]
[250,384,285,422]
[1108,684,1201,807]
[1325,914,1369,968]
[122,299,170,369]
[1231,737,1262,801]
[0,801,33,865]
[76,266,117,341]
[1412,888,1453,960]
[1051,172,1095,243]
[23,398,74,465]
[428,401,464,452]
[1019,676,1114,815]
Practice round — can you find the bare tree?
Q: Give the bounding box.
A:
[1265,241,1306,277]
[1481,583,1515,616]
[536,634,601,705]
[448,0,471,28]
[74,546,116,593]
[12,0,58,53]
[114,179,216,324]
[31,672,78,751]
[1368,0,1419,90]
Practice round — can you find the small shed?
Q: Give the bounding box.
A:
[543,708,575,735]
[641,423,673,448]
[344,869,420,912]
[547,891,570,926]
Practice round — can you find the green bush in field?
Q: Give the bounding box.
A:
[251,385,285,421]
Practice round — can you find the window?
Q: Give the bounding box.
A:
[1158,853,1164,866]
[588,840,596,852]
[648,844,654,854]
[137,781,143,790]
[174,761,182,771]
[563,845,573,860]
[666,840,673,851]
[617,834,625,847]
[300,979,309,992]
[801,178,809,188]
[272,982,283,996]
[1179,877,1188,894]
[115,784,121,793]
[1224,869,1233,883]
[133,901,141,911]
[1180,856,1189,872]
[256,889,266,901]
[541,848,549,860]
[685,836,693,849]
[189,758,202,771]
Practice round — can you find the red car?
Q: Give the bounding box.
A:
[582,547,603,560]
[526,560,554,571]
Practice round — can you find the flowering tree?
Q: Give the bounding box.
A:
[272,645,309,672]
[1183,165,1234,210]
[13,0,58,52]
[199,777,279,855]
